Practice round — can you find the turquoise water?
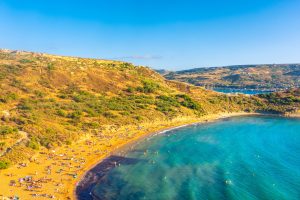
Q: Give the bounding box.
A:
[93,116,300,200]
[213,88,274,95]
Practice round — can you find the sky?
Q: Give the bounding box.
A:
[0,0,300,70]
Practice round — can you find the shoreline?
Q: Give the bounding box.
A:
[0,112,298,200]
[74,112,261,200]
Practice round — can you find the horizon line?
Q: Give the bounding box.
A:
[1,48,300,71]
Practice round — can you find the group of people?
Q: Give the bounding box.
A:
[2,124,146,199]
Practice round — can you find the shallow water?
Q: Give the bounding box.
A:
[92,116,300,200]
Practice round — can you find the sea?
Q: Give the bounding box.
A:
[89,116,300,200]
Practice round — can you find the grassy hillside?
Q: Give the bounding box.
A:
[163,64,300,90]
[0,49,299,168]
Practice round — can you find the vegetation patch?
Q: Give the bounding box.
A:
[0,49,298,168]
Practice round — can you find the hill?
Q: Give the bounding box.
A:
[163,64,300,90]
[0,49,299,168]
[0,49,299,199]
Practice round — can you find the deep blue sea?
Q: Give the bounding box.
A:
[213,88,274,95]
[93,116,300,200]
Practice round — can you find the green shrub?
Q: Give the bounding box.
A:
[156,102,174,113]
[176,94,200,110]
[158,95,180,107]
[18,100,33,110]
[134,115,143,121]
[72,91,95,102]
[258,92,300,105]
[0,92,18,103]
[126,86,134,93]
[47,63,55,71]
[82,122,100,129]
[27,140,40,150]
[34,90,46,98]
[56,109,67,117]
[137,80,160,93]
[19,59,33,63]
[0,142,5,150]
[58,94,67,99]
[0,126,18,136]
[10,78,24,89]
[103,111,117,118]
[67,111,82,119]
[40,138,51,148]
[0,160,10,169]
[155,95,179,114]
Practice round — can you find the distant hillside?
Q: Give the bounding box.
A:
[163,64,300,90]
[0,49,299,168]
[155,69,172,76]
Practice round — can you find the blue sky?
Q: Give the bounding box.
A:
[0,0,299,70]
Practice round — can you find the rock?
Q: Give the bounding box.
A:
[1,110,10,121]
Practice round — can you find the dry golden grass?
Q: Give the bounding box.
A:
[0,49,298,199]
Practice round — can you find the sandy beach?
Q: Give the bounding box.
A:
[0,112,268,200]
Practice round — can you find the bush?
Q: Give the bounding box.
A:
[72,91,96,102]
[176,94,200,110]
[126,86,134,93]
[0,92,18,103]
[0,126,18,136]
[158,95,180,107]
[107,97,135,111]
[0,142,5,150]
[40,138,51,148]
[58,94,67,99]
[82,122,100,129]
[19,59,33,63]
[0,160,11,169]
[137,80,160,93]
[56,109,67,117]
[258,92,300,105]
[156,102,174,113]
[155,95,179,114]
[47,63,55,71]
[34,90,46,98]
[27,140,40,150]
[18,100,33,110]
[67,111,82,119]
[134,115,143,121]
[103,111,117,118]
